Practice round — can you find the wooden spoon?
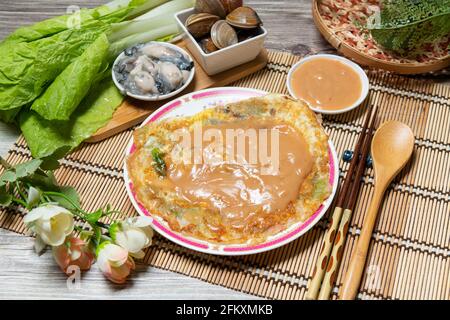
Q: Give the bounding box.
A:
[339,121,415,300]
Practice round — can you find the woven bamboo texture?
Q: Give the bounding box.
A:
[1,50,449,300]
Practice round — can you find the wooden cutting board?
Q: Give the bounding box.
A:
[87,41,268,143]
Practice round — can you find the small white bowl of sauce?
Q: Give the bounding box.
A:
[287,54,369,115]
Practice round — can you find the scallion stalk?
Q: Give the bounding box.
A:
[109,15,175,43]
[99,0,170,18]
[108,0,193,42]
[134,0,194,20]
[109,23,179,58]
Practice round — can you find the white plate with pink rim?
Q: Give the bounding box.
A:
[123,87,339,256]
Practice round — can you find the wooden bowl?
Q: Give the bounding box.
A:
[312,0,450,74]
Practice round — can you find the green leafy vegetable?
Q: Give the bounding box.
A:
[0,22,108,111]
[0,0,193,159]
[0,0,160,45]
[0,108,21,123]
[20,78,124,158]
[0,0,167,112]
[0,9,101,45]
[368,0,450,54]
[31,34,110,120]
[40,146,71,170]
[151,148,167,177]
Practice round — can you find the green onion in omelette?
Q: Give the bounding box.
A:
[151,148,167,177]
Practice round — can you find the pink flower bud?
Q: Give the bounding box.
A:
[52,235,94,275]
[97,242,135,284]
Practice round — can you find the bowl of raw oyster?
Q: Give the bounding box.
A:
[112,42,195,101]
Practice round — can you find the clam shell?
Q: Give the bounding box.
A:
[194,0,227,18]
[226,6,262,29]
[210,20,238,49]
[220,0,243,14]
[185,13,220,39]
[199,37,219,54]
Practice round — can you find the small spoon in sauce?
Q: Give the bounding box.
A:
[339,121,415,300]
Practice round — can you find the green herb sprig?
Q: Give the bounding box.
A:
[0,154,119,248]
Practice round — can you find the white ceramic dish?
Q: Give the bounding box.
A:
[123,87,339,256]
[286,54,370,115]
[112,41,195,101]
[175,8,267,76]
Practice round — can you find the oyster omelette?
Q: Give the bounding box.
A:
[127,94,331,245]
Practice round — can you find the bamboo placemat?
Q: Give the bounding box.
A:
[1,50,449,300]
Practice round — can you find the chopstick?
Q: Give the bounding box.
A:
[306,106,378,300]
[318,107,378,299]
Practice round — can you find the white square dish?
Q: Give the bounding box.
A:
[175,8,267,75]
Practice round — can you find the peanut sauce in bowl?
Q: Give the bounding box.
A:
[287,54,369,114]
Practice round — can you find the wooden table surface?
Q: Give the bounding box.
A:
[0,0,330,300]
[0,0,447,300]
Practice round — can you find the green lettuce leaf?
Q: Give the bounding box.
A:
[0,9,100,45]
[19,78,123,158]
[0,108,21,123]
[0,0,151,45]
[0,0,153,112]
[31,34,110,121]
[0,22,109,111]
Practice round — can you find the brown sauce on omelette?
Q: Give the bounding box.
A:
[166,119,313,231]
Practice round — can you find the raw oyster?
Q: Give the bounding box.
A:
[114,43,194,97]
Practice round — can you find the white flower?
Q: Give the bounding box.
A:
[26,186,40,208]
[97,242,135,284]
[23,204,74,252]
[110,217,153,259]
